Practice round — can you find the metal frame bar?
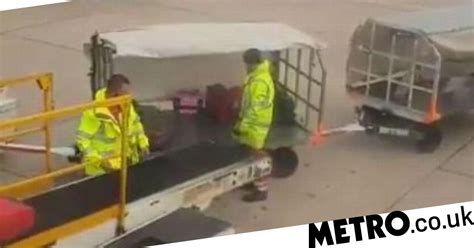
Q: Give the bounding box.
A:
[407,39,419,108]
[0,143,56,154]
[349,68,433,94]
[117,101,130,235]
[0,96,131,130]
[89,34,116,99]
[0,74,51,87]
[91,33,100,98]
[0,163,83,199]
[0,154,121,199]
[358,45,437,70]
[390,79,432,94]
[365,22,376,96]
[385,35,397,101]
[304,49,315,127]
[43,76,54,173]
[0,127,43,142]
[430,43,443,123]
[97,35,103,95]
[294,48,302,112]
[293,48,304,125]
[277,46,326,136]
[277,58,323,86]
[283,50,289,87]
[276,82,320,112]
[316,49,327,130]
[0,73,55,172]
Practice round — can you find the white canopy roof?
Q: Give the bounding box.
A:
[371,5,474,60]
[99,23,326,59]
[372,5,473,35]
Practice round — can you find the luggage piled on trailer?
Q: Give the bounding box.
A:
[206,84,241,124]
[172,90,204,115]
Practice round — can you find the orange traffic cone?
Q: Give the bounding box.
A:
[424,98,441,124]
[310,124,325,146]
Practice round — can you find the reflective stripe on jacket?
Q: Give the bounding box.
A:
[233,60,275,149]
[76,88,149,176]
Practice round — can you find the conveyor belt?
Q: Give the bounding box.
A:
[4,143,250,245]
[103,208,232,248]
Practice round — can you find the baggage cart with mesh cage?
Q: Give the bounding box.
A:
[346,5,474,152]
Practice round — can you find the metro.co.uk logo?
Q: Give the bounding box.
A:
[309,205,473,247]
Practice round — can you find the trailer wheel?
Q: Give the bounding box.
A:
[357,107,377,135]
[415,125,442,153]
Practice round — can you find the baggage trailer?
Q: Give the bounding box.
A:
[85,23,328,149]
[346,5,474,152]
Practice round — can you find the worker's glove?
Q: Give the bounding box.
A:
[67,145,83,164]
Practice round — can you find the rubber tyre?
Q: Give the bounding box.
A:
[415,125,442,153]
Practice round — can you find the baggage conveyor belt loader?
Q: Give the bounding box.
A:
[0,93,275,247]
[1,142,273,247]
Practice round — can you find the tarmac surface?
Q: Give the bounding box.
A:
[0,0,473,241]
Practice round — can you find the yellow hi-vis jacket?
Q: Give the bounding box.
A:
[76,88,149,176]
[233,60,275,149]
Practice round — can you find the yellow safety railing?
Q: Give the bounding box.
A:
[0,73,55,173]
[0,94,133,246]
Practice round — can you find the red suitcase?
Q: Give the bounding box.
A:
[0,198,35,242]
[206,84,228,121]
[206,84,243,124]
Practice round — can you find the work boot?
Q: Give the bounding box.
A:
[242,190,268,202]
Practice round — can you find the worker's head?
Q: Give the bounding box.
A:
[243,48,262,73]
[269,147,299,178]
[106,74,130,98]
